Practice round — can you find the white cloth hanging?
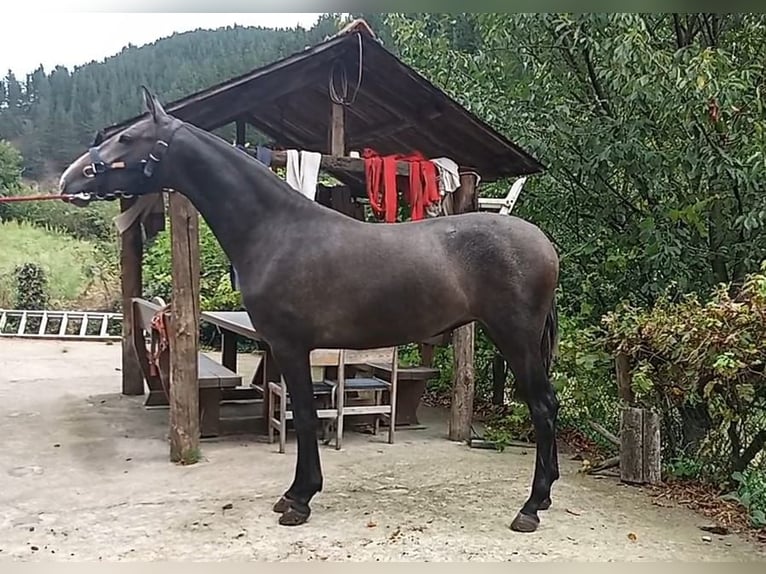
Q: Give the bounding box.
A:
[430,157,461,195]
[285,149,322,201]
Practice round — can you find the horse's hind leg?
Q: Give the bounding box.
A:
[484,320,560,533]
[268,344,323,526]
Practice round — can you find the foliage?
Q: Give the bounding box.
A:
[551,315,618,439]
[0,139,23,193]
[385,13,766,322]
[724,469,766,528]
[0,139,23,219]
[0,220,108,308]
[142,217,241,312]
[483,402,535,451]
[602,262,766,484]
[13,262,48,309]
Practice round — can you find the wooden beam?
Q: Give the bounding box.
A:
[269,150,410,176]
[448,172,480,442]
[235,119,246,146]
[119,197,144,396]
[168,192,201,464]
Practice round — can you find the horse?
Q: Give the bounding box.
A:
[58,86,561,533]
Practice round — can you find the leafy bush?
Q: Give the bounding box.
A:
[142,217,240,310]
[14,262,48,309]
[602,261,766,486]
[724,469,766,528]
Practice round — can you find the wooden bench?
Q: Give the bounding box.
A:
[362,362,440,427]
[131,297,242,438]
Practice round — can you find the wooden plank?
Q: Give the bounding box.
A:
[199,354,241,388]
[642,409,662,484]
[99,314,108,337]
[120,197,145,396]
[79,313,88,337]
[58,313,68,336]
[365,362,440,381]
[221,330,238,371]
[0,311,6,332]
[620,406,644,484]
[168,192,201,464]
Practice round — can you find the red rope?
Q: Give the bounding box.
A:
[0,194,69,204]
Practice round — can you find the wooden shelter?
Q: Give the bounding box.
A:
[104,19,545,459]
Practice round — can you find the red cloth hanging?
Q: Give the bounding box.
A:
[362,148,440,222]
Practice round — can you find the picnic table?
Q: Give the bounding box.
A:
[200,310,440,428]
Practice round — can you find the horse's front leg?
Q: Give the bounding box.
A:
[270,345,323,526]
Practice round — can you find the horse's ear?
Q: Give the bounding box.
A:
[141,85,167,122]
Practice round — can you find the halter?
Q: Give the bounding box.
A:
[77,118,183,201]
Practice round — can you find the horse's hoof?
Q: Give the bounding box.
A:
[278,506,310,526]
[539,497,552,511]
[272,495,292,514]
[510,512,540,533]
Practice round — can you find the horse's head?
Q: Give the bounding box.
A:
[59,86,181,206]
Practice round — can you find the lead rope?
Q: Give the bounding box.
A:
[0,194,71,203]
[328,32,363,106]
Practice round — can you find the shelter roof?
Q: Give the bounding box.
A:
[101,19,545,183]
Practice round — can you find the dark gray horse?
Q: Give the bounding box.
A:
[59,87,561,533]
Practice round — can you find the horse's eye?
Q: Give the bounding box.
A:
[119,134,133,144]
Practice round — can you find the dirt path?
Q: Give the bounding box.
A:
[0,339,763,561]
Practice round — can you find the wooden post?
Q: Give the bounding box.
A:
[329,101,345,156]
[448,172,479,442]
[619,406,644,483]
[119,197,144,396]
[449,322,475,441]
[642,410,662,484]
[619,406,662,485]
[168,192,201,464]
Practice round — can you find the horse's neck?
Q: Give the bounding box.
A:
[162,124,317,269]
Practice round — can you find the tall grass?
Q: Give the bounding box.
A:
[0,220,104,308]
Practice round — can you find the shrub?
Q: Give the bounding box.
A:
[602,261,766,486]
[14,262,48,309]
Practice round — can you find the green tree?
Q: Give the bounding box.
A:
[386,13,766,321]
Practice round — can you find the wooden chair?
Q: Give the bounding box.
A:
[325,347,399,449]
[267,349,343,453]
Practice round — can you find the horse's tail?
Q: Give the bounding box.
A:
[541,294,559,378]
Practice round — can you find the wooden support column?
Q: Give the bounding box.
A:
[168,192,201,464]
[329,101,345,156]
[449,172,479,442]
[119,197,144,396]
